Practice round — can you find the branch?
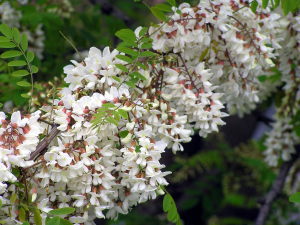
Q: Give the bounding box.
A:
[255,150,300,225]
[29,125,60,160]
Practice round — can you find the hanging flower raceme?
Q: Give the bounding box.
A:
[149,0,282,115]
[0,111,44,224]
[264,116,300,167]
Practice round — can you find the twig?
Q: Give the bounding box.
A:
[29,125,60,160]
[178,53,200,92]
[255,150,300,225]
[38,118,54,126]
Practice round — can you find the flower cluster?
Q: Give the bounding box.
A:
[0,111,43,224]
[264,11,300,167]
[264,116,299,167]
[150,0,281,115]
[46,0,74,18]
[278,13,300,89]
[28,45,196,222]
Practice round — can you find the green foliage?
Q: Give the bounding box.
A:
[149,1,174,22]
[281,0,300,15]
[0,23,39,107]
[48,207,75,216]
[46,216,73,225]
[116,29,137,45]
[163,192,182,225]
[92,103,129,127]
[291,110,300,137]
[251,0,259,13]
[262,0,270,8]
[112,25,156,90]
[250,0,300,13]
[171,149,224,183]
[289,192,300,203]
[33,207,43,225]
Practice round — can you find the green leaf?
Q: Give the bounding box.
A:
[116,54,133,63]
[167,207,178,222]
[140,51,157,57]
[167,0,176,6]
[12,28,21,44]
[26,51,34,63]
[0,199,2,208]
[19,207,26,222]
[129,71,146,81]
[48,207,75,216]
[154,3,172,12]
[289,192,300,203]
[21,93,31,98]
[251,0,259,13]
[115,29,136,44]
[34,208,43,225]
[0,42,15,48]
[8,60,27,67]
[274,0,280,7]
[150,7,167,21]
[281,0,300,15]
[294,125,300,137]
[163,194,172,212]
[141,42,152,49]
[126,80,136,88]
[0,50,22,58]
[135,145,141,152]
[136,62,148,70]
[139,27,148,37]
[112,76,121,82]
[101,102,115,108]
[10,193,17,204]
[20,34,28,51]
[0,24,12,38]
[59,219,73,225]
[163,193,182,224]
[112,111,120,121]
[118,109,128,119]
[116,46,138,57]
[199,48,209,61]
[46,216,60,225]
[140,37,152,44]
[262,0,270,8]
[22,222,30,225]
[0,36,10,42]
[119,130,129,138]
[12,167,20,177]
[258,75,267,83]
[12,70,29,77]
[17,80,31,87]
[115,64,129,72]
[225,193,245,206]
[106,117,119,126]
[31,65,39,73]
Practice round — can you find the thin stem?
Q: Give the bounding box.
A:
[178,53,200,92]
[12,40,35,112]
[59,31,81,59]
[30,125,60,160]
[255,150,300,225]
